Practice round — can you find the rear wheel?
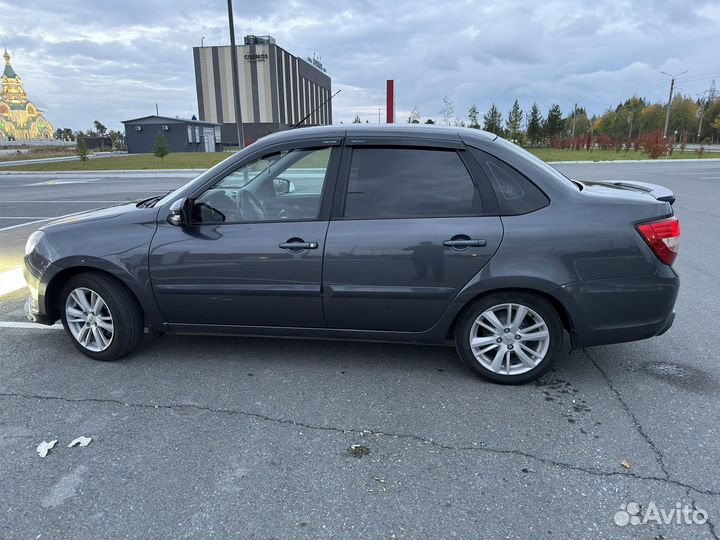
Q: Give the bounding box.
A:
[455,292,564,384]
[60,272,144,361]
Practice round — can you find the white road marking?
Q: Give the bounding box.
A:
[701,176,720,180]
[0,267,26,295]
[0,321,63,329]
[0,200,122,204]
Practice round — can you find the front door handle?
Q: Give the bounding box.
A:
[279,239,318,250]
[443,239,487,248]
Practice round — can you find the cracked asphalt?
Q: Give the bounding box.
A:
[0,161,719,539]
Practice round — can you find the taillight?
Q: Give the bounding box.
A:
[636,216,680,266]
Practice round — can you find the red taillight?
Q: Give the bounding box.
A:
[636,216,680,266]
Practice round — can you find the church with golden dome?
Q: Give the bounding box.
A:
[0,49,54,141]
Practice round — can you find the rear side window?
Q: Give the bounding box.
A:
[470,149,549,215]
[343,148,479,219]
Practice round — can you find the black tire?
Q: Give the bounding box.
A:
[454,291,564,384]
[59,272,144,361]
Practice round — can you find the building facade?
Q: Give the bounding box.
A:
[193,35,331,146]
[122,115,221,154]
[0,50,54,141]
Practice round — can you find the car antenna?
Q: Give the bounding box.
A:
[291,89,341,129]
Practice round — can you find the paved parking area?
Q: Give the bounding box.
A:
[0,161,718,539]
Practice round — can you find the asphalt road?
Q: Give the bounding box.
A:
[0,160,719,539]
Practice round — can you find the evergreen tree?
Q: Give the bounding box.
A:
[506,99,524,143]
[526,103,544,146]
[153,131,170,161]
[75,137,89,161]
[545,103,564,139]
[482,103,503,134]
[425,118,435,124]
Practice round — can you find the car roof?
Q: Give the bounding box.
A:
[256,123,499,146]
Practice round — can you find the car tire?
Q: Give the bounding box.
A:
[60,272,144,361]
[455,291,564,384]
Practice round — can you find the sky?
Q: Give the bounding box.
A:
[2,0,719,132]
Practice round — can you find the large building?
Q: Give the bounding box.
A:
[0,49,54,141]
[193,35,331,146]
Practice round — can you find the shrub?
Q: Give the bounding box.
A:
[637,130,672,159]
[695,146,705,158]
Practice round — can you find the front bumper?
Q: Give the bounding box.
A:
[23,253,55,325]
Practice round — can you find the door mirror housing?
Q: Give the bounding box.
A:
[167,197,190,227]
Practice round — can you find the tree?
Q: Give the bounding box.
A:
[352,115,362,124]
[482,103,503,134]
[544,103,564,139]
[440,95,455,125]
[108,130,126,151]
[526,103,544,146]
[93,121,107,136]
[75,137,89,161]
[506,99,524,143]
[62,128,75,141]
[668,95,699,142]
[468,104,480,128]
[407,106,421,124]
[425,118,435,124]
[54,128,63,140]
[153,131,169,161]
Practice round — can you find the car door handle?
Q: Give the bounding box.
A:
[279,240,318,250]
[443,239,487,248]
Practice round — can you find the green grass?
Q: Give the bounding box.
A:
[3,147,716,172]
[527,148,715,162]
[4,152,232,171]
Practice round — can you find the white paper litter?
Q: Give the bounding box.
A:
[68,436,93,448]
[36,440,57,457]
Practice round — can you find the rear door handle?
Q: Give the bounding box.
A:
[443,239,487,248]
[279,240,318,250]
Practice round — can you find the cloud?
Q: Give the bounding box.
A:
[1,0,718,130]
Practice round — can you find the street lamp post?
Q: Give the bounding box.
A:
[661,70,687,139]
[227,0,245,149]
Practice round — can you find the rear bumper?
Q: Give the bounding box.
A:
[556,264,679,348]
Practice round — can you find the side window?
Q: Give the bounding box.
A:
[193,146,332,223]
[343,148,479,219]
[470,149,549,215]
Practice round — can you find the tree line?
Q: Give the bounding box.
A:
[408,91,720,151]
[53,120,126,151]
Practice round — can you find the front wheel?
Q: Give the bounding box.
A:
[455,292,564,384]
[60,272,144,361]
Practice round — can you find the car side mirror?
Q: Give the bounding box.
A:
[167,197,190,226]
[273,178,291,195]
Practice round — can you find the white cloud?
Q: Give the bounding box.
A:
[1,0,718,130]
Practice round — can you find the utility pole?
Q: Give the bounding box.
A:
[571,103,577,139]
[696,91,710,143]
[201,36,205,47]
[661,70,687,139]
[627,111,633,139]
[227,0,245,149]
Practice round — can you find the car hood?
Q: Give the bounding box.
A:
[42,202,150,230]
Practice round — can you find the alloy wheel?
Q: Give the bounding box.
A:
[469,302,550,376]
[65,287,114,352]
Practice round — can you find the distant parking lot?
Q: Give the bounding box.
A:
[0,161,719,539]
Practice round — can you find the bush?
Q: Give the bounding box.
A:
[695,146,705,158]
[637,130,672,159]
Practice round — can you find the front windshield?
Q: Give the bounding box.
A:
[154,150,245,207]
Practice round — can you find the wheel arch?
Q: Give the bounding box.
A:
[445,287,576,344]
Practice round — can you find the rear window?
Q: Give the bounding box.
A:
[470,149,549,215]
[343,147,479,219]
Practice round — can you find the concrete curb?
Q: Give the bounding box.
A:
[0,169,203,177]
[548,158,720,164]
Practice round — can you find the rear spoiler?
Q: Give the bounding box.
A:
[604,181,675,205]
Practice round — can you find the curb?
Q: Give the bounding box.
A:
[548,158,720,164]
[0,169,204,176]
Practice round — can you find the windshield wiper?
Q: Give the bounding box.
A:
[136,191,171,208]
